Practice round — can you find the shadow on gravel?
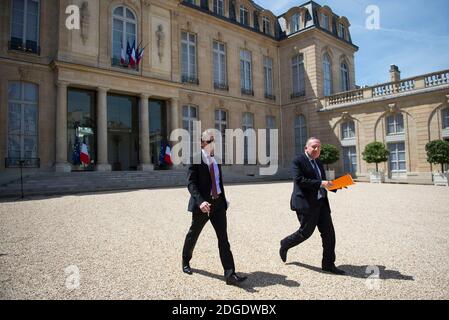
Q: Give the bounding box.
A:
[287,262,414,281]
[191,269,300,293]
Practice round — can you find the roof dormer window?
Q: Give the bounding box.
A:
[292,13,301,33]
[262,16,271,35]
[321,12,330,30]
[240,5,249,26]
[338,23,346,39]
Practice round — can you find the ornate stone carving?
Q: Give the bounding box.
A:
[187,94,194,103]
[80,1,90,45]
[18,66,30,81]
[218,99,224,108]
[156,24,165,62]
[341,111,351,121]
[387,103,398,114]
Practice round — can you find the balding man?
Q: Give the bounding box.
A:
[182,129,247,286]
[279,137,345,275]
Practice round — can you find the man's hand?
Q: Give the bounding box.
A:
[321,180,334,188]
[200,201,211,214]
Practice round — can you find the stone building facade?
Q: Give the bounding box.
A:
[0,0,448,184]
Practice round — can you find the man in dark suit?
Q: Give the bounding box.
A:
[182,129,247,286]
[279,137,345,275]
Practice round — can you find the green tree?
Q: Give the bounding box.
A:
[425,140,449,173]
[362,142,389,172]
[319,144,340,170]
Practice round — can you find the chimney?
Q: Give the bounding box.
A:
[390,65,401,82]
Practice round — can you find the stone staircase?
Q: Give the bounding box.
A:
[0,170,188,198]
[0,168,292,198]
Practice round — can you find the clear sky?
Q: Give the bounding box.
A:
[255,0,449,87]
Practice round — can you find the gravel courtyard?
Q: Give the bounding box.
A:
[0,182,448,300]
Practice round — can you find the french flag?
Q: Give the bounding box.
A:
[137,47,145,66]
[164,145,173,166]
[80,143,90,165]
[120,44,126,65]
[129,41,137,67]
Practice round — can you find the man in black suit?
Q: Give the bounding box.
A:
[182,129,247,286]
[279,137,345,275]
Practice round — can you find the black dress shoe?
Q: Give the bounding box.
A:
[183,263,192,275]
[322,265,346,275]
[279,246,288,263]
[225,272,247,286]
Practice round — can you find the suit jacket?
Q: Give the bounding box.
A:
[290,153,336,215]
[187,155,228,213]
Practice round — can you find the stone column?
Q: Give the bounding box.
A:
[138,93,153,171]
[169,98,182,170]
[55,81,71,172]
[170,98,180,134]
[96,87,111,171]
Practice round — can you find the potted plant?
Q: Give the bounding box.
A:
[362,142,389,183]
[319,144,340,180]
[425,140,449,186]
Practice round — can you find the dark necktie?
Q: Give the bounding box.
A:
[311,160,321,180]
[311,160,326,199]
[209,159,218,198]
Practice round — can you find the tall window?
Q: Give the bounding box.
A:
[292,54,305,97]
[215,109,227,163]
[182,105,198,160]
[68,89,96,170]
[185,0,195,4]
[338,24,346,39]
[10,0,40,54]
[341,121,355,139]
[240,5,249,26]
[112,6,137,66]
[321,13,329,30]
[253,11,260,30]
[229,0,236,21]
[263,56,274,98]
[323,54,332,96]
[291,13,300,33]
[340,62,350,92]
[213,41,227,89]
[240,50,253,95]
[388,142,406,173]
[266,116,276,157]
[442,108,449,129]
[386,113,404,135]
[181,32,198,83]
[242,112,254,164]
[8,82,38,160]
[343,146,357,174]
[262,16,271,35]
[213,0,224,16]
[200,0,209,9]
[294,115,307,156]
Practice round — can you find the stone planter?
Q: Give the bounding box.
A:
[433,172,449,186]
[325,170,335,180]
[370,171,385,184]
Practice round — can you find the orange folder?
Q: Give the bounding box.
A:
[326,174,355,191]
